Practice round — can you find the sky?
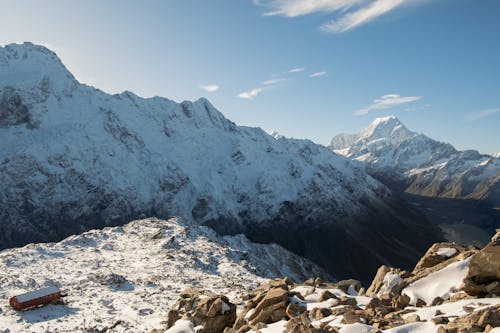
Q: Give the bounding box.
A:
[1,0,499,153]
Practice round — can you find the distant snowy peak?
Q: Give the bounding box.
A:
[358,115,415,144]
[329,116,500,204]
[269,130,284,140]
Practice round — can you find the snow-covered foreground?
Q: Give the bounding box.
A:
[0,218,326,332]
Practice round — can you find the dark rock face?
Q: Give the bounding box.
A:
[0,87,34,128]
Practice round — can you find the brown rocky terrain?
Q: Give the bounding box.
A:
[161,229,500,333]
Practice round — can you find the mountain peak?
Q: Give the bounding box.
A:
[359,115,414,144]
[0,42,76,93]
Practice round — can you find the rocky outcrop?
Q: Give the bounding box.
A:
[463,229,500,296]
[166,288,237,333]
[160,233,499,333]
[437,304,500,333]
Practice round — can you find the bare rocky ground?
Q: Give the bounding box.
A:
[162,230,500,333]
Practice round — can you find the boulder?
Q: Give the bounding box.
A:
[366,266,408,298]
[463,232,500,296]
[411,242,478,280]
[167,289,237,333]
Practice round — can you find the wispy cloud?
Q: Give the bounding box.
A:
[322,0,407,32]
[254,0,365,17]
[354,93,421,116]
[239,75,288,100]
[254,0,421,33]
[199,84,220,92]
[238,87,265,100]
[261,78,287,85]
[309,71,327,78]
[288,67,305,73]
[466,107,500,121]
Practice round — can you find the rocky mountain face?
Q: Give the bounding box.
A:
[330,116,500,205]
[0,43,440,281]
[330,116,500,246]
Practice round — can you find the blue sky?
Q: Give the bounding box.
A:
[1,0,499,153]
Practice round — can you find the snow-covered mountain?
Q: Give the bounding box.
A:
[330,116,500,205]
[0,217,327,332]
[0,43,440,281]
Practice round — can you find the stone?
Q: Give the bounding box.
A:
[431,297,444,306]
[404,314,420,324]
[431,316,449,325]
[415,299,426,307]
[286,302,307,318]
[310,307,332,320]
[439,304,500,333]
[392,294,410,309]
[463,239,500,296]
[285,312,312,333]
[169,291,237,333]
[335,279,362,294]
[339,296,357,307]
[342,311,360,324]
[319,290,338,302]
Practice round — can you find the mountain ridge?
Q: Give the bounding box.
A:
[0,42,441,281]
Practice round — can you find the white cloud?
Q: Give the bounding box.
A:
[238,87,264,99]
[309,71,327,77]
[288,67,305,73]
[199,84,220,92]
[466,108,500,121]
[322,0,407,32]
[354,93,421,115]
[255,0,365,17]
[255,0,420,33]
[261,78,287,85]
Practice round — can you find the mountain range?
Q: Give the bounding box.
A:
[0,42,443,282]
[330,115,500,246]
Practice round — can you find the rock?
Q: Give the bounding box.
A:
[491,229,500,245]
[339,296,357,307]
[286,303,307,318]
[431,297,444,306]
[319,290,338,302]
[439,304,500,333]
[404,314,420,324]
[342,311,360,324]
[310,307,332,320]
[335,279,362,294]
[238,287,290,327]
[392,294,410,309]
[415,299,426,307]
[410,243,478,285]
[168,290,237,333]
[366,265,407,298]
[366,266,390,297]
[463,237,500,296]
[285,312,312,333]
[431,316,449,325]
[167,310,180,328]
